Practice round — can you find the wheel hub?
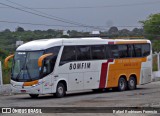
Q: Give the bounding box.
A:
[58,87,63,95]
[130,80,135,87]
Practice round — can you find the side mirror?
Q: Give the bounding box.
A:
[4,54,14,69]
[38,53,53,67]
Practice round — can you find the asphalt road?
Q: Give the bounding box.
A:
[0,81,160,116]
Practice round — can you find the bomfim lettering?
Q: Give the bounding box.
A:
[69,63,91,70]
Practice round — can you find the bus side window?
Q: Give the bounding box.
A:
[76,46,91,61]
[106,45,112,59]
[60,46,76,65]
[128,45,136,57]
[142,44,150,57]
[109,45,119,58]
[118,45,128,58]
[91,45,105,60]
[134,44,142,57]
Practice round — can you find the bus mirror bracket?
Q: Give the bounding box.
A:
[38,53,53,67]
[4,54,14,69]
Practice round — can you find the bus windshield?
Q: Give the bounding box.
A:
[12,51,44,82]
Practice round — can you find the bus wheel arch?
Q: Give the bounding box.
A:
[118,75,127,91]
[128,74,137,90]
[54,80,67,98]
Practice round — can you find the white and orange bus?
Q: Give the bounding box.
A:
[5,38,152,98]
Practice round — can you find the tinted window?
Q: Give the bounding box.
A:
[106,45,112,59]
[91,45,105,59]
[46,46,60,57]
[60,46,76,65]
[43,46,60,76]
[142,44,150,56]
[118,45,129,58]
[76,46,91,60]
[134,44,142,57]
[109,45,119,58]
[128,45,136,57]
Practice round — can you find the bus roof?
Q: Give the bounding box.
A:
[16,37,150,51]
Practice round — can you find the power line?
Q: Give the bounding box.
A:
[2,0,159,31]
[3,20,160,28]
[1,20,160,29]
[0,20,128,28]
[5,0,93,29]
[0,1,103,30]
[0,20,82,27]
[1,20,160,37]
[1,1,160,10]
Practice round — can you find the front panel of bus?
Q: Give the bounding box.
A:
[11,46,60,94]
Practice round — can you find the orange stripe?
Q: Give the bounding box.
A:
[23,80,38,86]
[115,40,148,44]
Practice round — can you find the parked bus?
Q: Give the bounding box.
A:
[5,38,152,98]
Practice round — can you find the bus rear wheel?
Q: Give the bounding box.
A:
[118,77,127,91]
[29,94,39,98]
[128,76,136,90]
[54,83,66,98]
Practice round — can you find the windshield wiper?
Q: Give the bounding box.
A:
[15,67,23,81]
[26,65,32,81]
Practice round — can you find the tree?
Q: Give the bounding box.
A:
[108,26,118,35]
[16,27,25,32]
[140,13,160,52]
[140,13,160,40]
[152,40,160,52]
[131,28,143,36]
[119,29,130,36]
[3,29,11,33]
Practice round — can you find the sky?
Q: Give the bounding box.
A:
[0,0,160,32]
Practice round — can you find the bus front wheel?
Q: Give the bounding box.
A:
[118,77,127,91]
[29,94,39,98]
[128,76,136,90]
[54,83,66,98]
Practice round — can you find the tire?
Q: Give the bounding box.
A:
[29,94,39,98]
[54,83,66,98]
[128,76,136,90]
[118,77,127,91]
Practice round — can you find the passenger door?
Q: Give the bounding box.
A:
[42,75,53,93]
[42,46,61,93]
